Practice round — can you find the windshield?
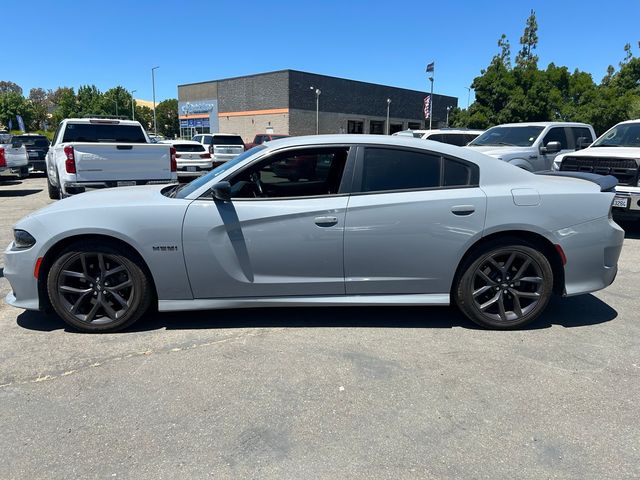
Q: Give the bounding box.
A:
[592,123,640,147]
[469,126,544,147]
[175,146,266,199]
[212,135,244,146]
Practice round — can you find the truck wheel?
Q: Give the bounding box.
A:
[18,166,29,179]
[454,242,553,329]
[47,242,152,333]
[47,176,60,199]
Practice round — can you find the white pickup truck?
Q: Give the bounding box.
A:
[0,138,29,180]
[46,118,177,199]
[554,119,640,221]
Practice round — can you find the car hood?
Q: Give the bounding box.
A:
[563,146,640,158]
[27,184,174,219]
[465,145,533,159]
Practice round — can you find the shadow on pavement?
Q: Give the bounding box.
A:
[16,294,617,334]
[619,220,640,239]
[0,189,43,197]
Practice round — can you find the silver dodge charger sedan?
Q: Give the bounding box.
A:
[4,135,624,332]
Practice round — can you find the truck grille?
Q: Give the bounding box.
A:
[560,156,639,186]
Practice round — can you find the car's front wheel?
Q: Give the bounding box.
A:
[47,242,152,332]
[455,242,553,329]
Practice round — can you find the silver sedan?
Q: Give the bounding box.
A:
[4,135,624,332]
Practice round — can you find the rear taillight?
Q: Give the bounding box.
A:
[170,147,177,172]
[200,153,211,159]
[209,145,213,155]
[63,146,76,173]
[0,148,6,168]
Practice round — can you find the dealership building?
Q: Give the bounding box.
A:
[177,70,457,141]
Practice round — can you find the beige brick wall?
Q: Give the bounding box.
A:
[217,113,290,143]
[289,109,425,136]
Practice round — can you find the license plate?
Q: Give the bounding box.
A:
[28,151,38,157]
[613,196,629,208]
[117,181,136,187]
[186,166,197,172]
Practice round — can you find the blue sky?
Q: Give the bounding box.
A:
[4,0,639,106]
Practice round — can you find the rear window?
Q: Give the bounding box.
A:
[12,136,49,147]
[212,135,244,146]
[62,123,147,143]
[174,143,205,152]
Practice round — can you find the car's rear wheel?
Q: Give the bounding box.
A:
[455,243,553,329]
[47,176,59,199]
[18,166,29,179]
[47,242,152,332]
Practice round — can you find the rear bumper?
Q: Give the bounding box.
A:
[552,216,624,296]
[64,179,176,189]
[612,188,640,218]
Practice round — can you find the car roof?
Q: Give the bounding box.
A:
[490,121,592,128]
[159,139,202,145]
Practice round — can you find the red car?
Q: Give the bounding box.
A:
[245,133,289,150]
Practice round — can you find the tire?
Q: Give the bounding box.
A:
[47,175,59,199]
[454,241,553,329]
[47,242,152,333]
[18,166,29,179]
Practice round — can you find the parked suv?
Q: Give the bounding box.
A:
[160,140,212,179]
[394,128,484,146]
[554,119,640,221]
[192,133,245,165]
[465,122,596,171]
[11,134,50,172]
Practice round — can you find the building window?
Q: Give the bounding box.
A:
[370,120,385,135]
[408,122,422,130]
[390,124,404,135]
[348,120,364,134]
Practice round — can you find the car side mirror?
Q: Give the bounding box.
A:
[211,181,231,202]
[541,141,561,154]
[576,137,591,150]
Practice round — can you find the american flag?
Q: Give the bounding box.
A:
[423,95,431,119]
[426,62,435,73]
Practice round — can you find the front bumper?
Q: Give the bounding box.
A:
[612,189,640,218]
[553,216,624,296]
[3,242,41,311]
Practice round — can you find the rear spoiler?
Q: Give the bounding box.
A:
[536,171,618,192]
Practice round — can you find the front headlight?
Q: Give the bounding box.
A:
[13,229,36,249]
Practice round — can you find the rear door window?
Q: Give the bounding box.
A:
[360,148,440,192]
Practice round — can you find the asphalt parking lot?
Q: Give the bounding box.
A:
[1,175,639,479]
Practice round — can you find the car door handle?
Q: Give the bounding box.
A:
[451,205,476,216]
[314,216,338,227]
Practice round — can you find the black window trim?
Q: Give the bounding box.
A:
[196,143,359,201]
[350,144,480,197]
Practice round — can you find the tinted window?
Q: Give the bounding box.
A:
[62,123,147,143]
[470,126,544,147]
[361,148,440,192]
[572,127,593,148]
[202,136,213,145]
[192,135,201,142]
[174,143,205,152]
[543,127,568,149]
[426,134,445,143]
[212,135,244,146]
[12,136,49,147]
[443,159,472,186]
[443,134,467,146]
[370,121,385,135]
[230,147,349,198]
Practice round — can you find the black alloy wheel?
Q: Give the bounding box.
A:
[47,243,151,332]
[456,243,553,329]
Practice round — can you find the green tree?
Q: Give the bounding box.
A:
[102,86,134,118]
[155,99,179,138]
[135,105,154,131]
[515,9,539,69]
[0,91,31,131]
[0,81,23,95]
[28,88,52,130]
[77,85,105,117]
[50,87,79,125]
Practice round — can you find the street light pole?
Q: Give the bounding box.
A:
[428,76,434,130]
[466,87,471,108]
[446,106,451,127]
[386,98,391,135]
[151,66,159,135]
[131,89,137,121]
